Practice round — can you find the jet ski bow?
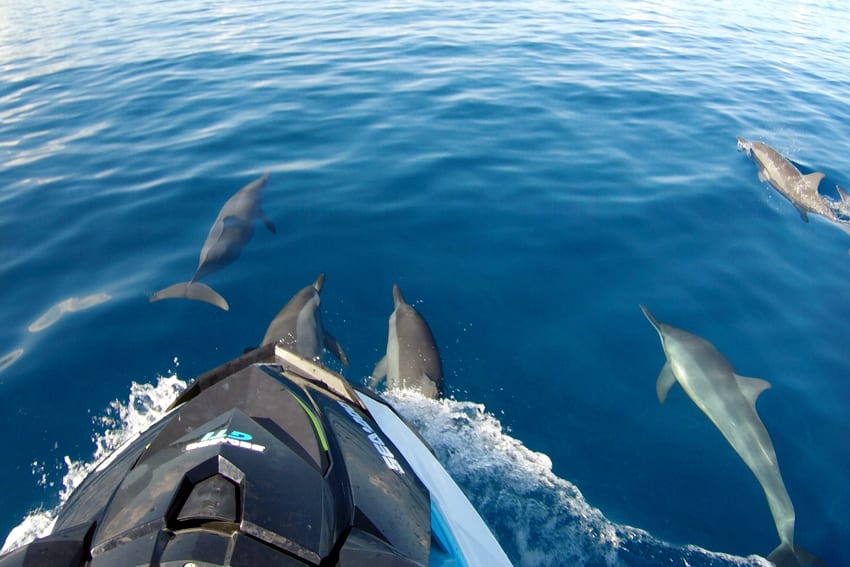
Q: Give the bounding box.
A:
[0,342,511,567]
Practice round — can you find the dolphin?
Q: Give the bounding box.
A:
[640,305,823,567]
[261,273,349,365]
[834,185,850,218]
[736,137,834,222]
[369,284,444,399]
[150,172,275,310]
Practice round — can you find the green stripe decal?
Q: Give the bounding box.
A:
[289,391,329,452]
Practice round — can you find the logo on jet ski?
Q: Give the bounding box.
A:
[337,401,405,475]
[185,428,266,453]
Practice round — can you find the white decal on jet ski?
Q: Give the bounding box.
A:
[337,401,405,475]
[185,428,266,453]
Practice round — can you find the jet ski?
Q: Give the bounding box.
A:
[0,342,512,566]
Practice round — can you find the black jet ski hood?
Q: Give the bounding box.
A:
[0,344,434,567]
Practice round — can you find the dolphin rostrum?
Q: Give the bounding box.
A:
[150,172,275,310]
[640,305,823,567]
[370,284,444,399]
[736,137,834,222]
[261,272,349,365]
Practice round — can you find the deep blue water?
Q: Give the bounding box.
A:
[1,0,849,565]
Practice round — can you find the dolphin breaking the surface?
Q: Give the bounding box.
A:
[640,306,823,567]
[261,272,349,365]
[736,137,834,222]
[370,284,444,399]
[150,172,275,310]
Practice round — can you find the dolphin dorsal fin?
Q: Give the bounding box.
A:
[735,374,771,407]
[803,171,825,192]
[656,362,677,404]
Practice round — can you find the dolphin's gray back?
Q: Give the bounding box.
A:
[194,173,271,281]
[751,142,803,185]
[747,141,831,220]
[260,274,348,365]
[262,285,320,351]
[389,285,443,397]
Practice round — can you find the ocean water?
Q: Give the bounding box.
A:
[1,0,848,565]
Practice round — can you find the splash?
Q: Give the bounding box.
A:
[384,389,772,567]
[3,378,771,566]
[1,373,186,554]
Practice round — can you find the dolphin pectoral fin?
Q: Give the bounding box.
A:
[735,374,771,407]
[422,373,443,399]
[372,356,387,380]
[656,362,677,404]
[367,357,387,390]
[795,205,810,222]
[758,169,768,183]
[323,331,349,366]
[149,282,229,311]
[260,211,276,234]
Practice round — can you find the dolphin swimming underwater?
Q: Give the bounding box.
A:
[640,305,823,567]
[150,172,275,310]
[261,272,349,365]
[370,284,444,399]
[737,137,834,222]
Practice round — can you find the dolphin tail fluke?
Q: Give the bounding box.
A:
[767,541,825,567]
[149,282,229,311]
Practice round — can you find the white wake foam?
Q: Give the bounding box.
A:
[384,389,772,567]
[1,373,186,554]
[2,378,771,567]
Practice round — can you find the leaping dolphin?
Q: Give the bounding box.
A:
[261,272,349,365]
[640,305,823,567]
[150,172,275,311]
[736,137,834,222]
[369,284,444,399]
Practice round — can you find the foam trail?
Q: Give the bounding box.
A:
[1,373,186,554]
[384,389,772,567]
[2,379,771,566]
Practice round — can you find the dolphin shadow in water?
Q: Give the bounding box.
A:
[150,172,275,310]
[369,284,444,399]
[640,305,824,567]
[260,272,348,366]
